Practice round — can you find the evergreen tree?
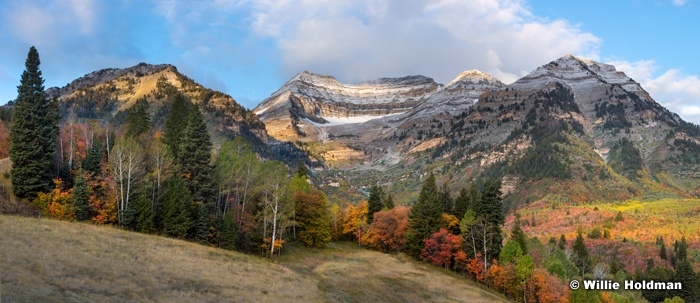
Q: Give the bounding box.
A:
[405,173,443,258]
[9,46,58,199]
[573,230,591,275]
[383,192,395,209]
[81,142,102,175]
[159,175,193,238]
[133,190,155,233]
[179,105,215,204]
[438,183,453,215]
[477,179,504,262]
[124,97,151,138]
[71,170,91,221]
[511,214,528,254]
[454,186,470,219]
[673,260,697,303]
[661,242,668,260]
[163,94,189,161]
[195,202,209,244]
[220,211,237,250]
[367,185,383,223]
[558,234,567,250]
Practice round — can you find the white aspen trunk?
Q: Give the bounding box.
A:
[69,125,74,169]
[270,183,280,258]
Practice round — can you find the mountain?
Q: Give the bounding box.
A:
[255,55,700,206]
[44,62,277,157]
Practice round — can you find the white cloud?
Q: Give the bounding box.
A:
[672,0,687,6]
[244,0,601,84]
[610,59,700,125]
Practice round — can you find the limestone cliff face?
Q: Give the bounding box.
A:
[254,71,440,123]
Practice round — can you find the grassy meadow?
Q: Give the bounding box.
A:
[0,215,508,303]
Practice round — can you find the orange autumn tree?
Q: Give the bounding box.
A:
[341,200,368,242]
[33,179,73,219]
[0,120,9,158]
[364,206,410,252]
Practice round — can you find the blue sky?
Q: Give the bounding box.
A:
[1,0,699,124]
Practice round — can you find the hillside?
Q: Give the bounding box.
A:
[0,215,509,303]
[40,62,311,163]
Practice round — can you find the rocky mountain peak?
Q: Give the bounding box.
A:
[448,69,503,86]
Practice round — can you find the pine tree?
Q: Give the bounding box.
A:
[133,190,155,233]
[405,173,442,258]
[159,175,193,238]
[195,202,209,244]
[660,242,668,260]
[558,234,567,250]
[573,230,590,275]
[511,214,528,254]
[81,141,102,175]
[71,170,91,221]
[454,186,470,219]
[438,183,453,215]
[477,179,504,262]
[9,46,58,199]
[367,185,383,223]
[163,94,189,162]
[124,97,151,138]
[383,192,394,209]
[179,105,215,205]
[220,211,237,250]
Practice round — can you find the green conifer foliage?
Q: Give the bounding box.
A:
[438,183,453,215]
[477,179,504,262]
[125,97,151,138]
[163,94,189,161]
[10,46,58,199]
[367,185,383,224]
[179,106,214,205]
[71,170,91,221]
[160,175,193,238]
[405,173,442,258]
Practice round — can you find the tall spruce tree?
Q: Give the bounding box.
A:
[454,186,470,219]
[10,46,58,199]
[163,94,189,162]
[477,179,504,262]
[438,183,453,215]
[179,105,214,204]
[159,175,192,238]
[367,185,383,224]
[405,173,442,258]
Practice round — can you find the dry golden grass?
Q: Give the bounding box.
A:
[280,242,509,303]
[0,215,509,303]
[0,215,318,303]
[0,158,10,175]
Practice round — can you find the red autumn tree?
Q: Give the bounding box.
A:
[420,228,468,270]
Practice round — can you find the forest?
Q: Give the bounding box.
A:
[3,47,700,303]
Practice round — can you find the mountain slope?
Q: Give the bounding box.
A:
[0,215,509,303]
[256,55,700,205]
[45,63,272,156]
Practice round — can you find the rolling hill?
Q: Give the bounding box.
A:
[0,215,509,303]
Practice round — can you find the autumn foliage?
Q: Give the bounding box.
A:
[363,206,410,252]
[420,228,468,270]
